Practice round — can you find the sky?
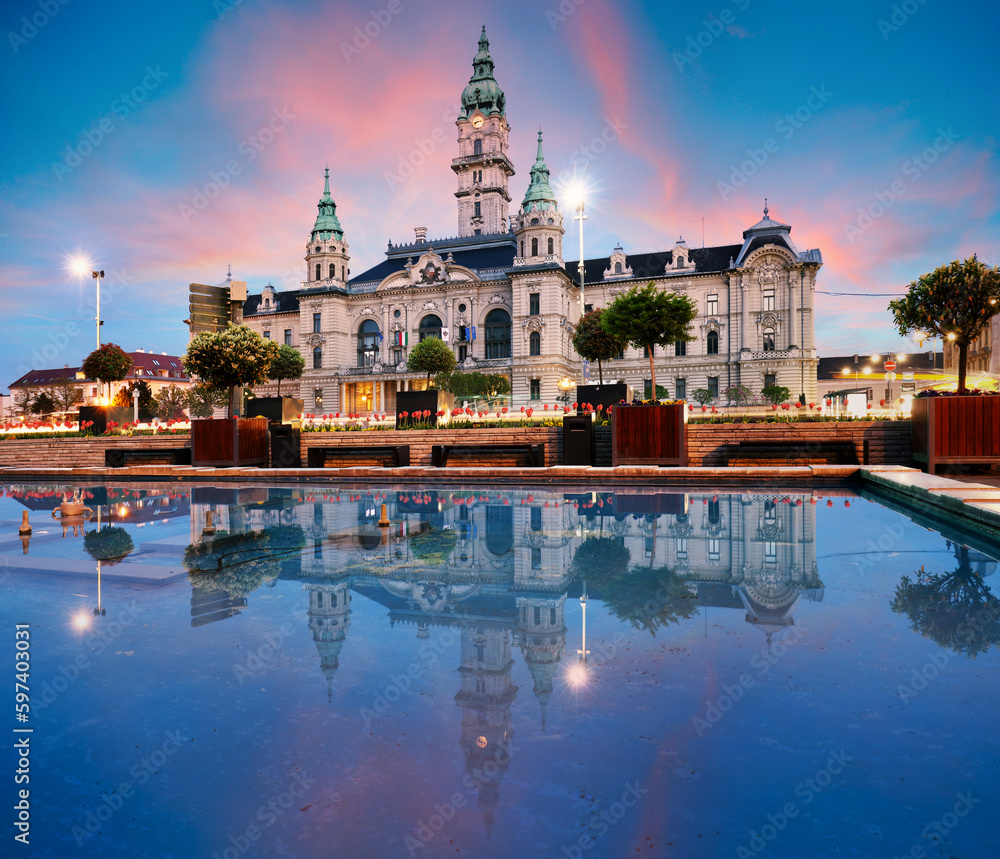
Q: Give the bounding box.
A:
[2,0,998,390]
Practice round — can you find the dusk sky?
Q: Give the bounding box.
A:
[2,0,998,390]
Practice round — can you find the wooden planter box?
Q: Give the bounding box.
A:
[612,404,687,466]
[911,395,1000,473]
[191,418,268,467]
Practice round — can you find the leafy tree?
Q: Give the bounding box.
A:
[406,336,456,387]
[601,282,697,399]
[643,382,670,401]
[111,380,155,413]
[182,324,279,417]
[889,256,1000,392]
[31,392,56,415]
[155,385,189,420]
[761,384,791,405]
[691,388,714,407]
[409,527,458,565]
[269,344,305,396]
[891,546,1000,657]
[81,343,132,402]
[572,308,627,385]
[187,384,229,418]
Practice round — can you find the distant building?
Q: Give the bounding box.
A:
[817,351,943,402]
[8,349,190,416]
[237,27,823,411]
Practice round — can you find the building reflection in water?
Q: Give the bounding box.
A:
[185,487,824,830]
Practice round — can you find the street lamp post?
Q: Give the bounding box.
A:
[575,199,587,386]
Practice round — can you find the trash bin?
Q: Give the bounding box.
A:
[562,415,594,465]
[269,424,301,468]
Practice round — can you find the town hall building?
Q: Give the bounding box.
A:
[240,26,822,412]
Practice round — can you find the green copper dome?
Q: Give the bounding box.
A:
[458,25,506,120]
[311,168,344,241]
[521,131,557,213]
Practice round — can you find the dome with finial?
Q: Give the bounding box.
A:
[312,168,344,242]
[520,130,558,214]
[458,26,506,119]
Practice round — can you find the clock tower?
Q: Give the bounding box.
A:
[452,25,514,238]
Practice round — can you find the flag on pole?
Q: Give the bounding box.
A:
[394,331,408,346]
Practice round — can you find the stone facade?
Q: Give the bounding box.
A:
[240,27,822,413]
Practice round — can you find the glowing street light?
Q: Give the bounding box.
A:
[72,257,105,350]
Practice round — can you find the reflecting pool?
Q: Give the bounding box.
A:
[2,482,999,858]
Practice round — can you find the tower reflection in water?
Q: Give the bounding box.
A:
[184,487,823,829]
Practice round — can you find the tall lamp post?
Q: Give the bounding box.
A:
[574,198,587,386]
[72,259,104,349]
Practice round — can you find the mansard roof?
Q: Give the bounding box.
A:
[350,234,517,287]
[244,290,305,315]
[564,244,743,286]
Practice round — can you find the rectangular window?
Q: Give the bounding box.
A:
[675,538,688,560]
[530,506,542,531]
[764,373,776,388]
[643,345,654,358]
[707,376,719,397]
[263,331,270,339]
[708,539,721,561]
[675,378,686,400]
[312,312,321,333]
[584,303,593,315]
[530,379,541,400]
[614,349,624,360]
[474,201,481,217]
[529,293,540,315]
[393,348,403,364]
[314,388,323,410]
[675,340,686,357]
[644,536,654,558]
[284,329,292,345]
[763,289,775,311]
[458,344,467,362]
[765,541,777,564]
[707,294,718,315]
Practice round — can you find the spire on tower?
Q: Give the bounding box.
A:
[520,130,557,213]
[312,167,344,242]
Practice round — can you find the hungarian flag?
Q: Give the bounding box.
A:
[394,331,408,346]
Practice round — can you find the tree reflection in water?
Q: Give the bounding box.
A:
[891,543,1000,657]
[184,525,306,599]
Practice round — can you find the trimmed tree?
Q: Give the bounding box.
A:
[601,282,697,400]
[32,392,56,415]
[761,384,791,406]
[269,344,305,396]
[889,256,1000,393]
[406,336,456,387]
[572,308,627,385]
[690,388,713,407]
[81,343,132,402]
[155,384,189,420]
[182,324,279,417]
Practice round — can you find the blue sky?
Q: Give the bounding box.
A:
[2,0,998,389]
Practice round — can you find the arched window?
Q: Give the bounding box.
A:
[473,138,482,155]
[485,505,512,557]
[615,262,622,273]
[708,500,720,525]
[315,263,321,281]
[531,237,538,257]
[329,264,335,279]
[312,347,322,369]
[484,308,511,359]
[529,331,541,356]
[547,237,554,255]
[342,266,346,281]
[707,330,719,355]
[357,319,380,367]
[519,241,524,257]
[419,314,442,342]
[763,327,775,352]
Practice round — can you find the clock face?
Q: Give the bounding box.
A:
[471,115,484,128]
